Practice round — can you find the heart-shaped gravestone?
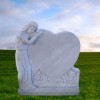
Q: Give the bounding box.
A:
[28,30,80,79]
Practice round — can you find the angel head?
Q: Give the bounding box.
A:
[22,21,38,34]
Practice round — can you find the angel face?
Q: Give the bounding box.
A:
[27,26,37,34]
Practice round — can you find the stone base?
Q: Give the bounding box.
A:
[18,86,79,95]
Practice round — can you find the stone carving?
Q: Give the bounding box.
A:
[15,21,43,91]
[34,67,79,86]
[15,21,80,95]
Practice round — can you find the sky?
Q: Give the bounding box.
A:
[0,0,100,51]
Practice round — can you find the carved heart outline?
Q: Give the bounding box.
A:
[28,31,80,79]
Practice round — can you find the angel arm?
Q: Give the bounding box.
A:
[20,32,43,45]
[28,35,40,44]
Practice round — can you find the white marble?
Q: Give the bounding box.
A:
[18,86,79,95]
[15,21,80,95]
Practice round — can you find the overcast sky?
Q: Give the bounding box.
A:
[0,0,100,51]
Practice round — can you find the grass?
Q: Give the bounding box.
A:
[0,50,100,100]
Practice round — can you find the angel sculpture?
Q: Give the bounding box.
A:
[15,21,44,91]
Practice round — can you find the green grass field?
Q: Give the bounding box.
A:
[0,50,100,100]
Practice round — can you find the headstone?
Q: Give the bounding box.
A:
[15,22,80,95]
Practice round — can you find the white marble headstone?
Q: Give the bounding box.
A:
[16,28,80,95]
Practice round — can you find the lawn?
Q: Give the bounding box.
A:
[0,50,100,100]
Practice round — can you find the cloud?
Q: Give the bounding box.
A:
[87,0,100,6]
[0,35,16,44]
[39,11,82,34]
[79,35,100,52]
[90,12,100,26]
[0,0,100,51]
[0,42,15,50]
[0,0,35,18]
[89,43,100,48]
[0,35,16,50]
